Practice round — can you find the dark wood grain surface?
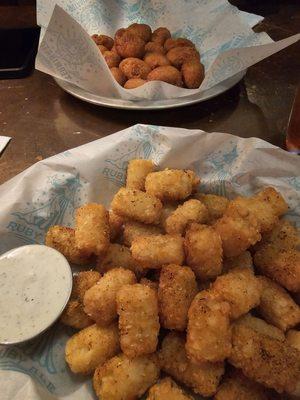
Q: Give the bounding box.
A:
[0,0,299,184]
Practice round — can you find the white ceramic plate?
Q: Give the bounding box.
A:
[55,70,246,110]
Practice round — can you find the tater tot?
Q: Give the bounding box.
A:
[254,244,300,292]
[83,268,136,326]
[75,203,109,256]
[126,159,155,190]
[145,169,200,201]
[131,234,184,269]
[147,377,193,400]
[212,267,262,319]
[254,187,288,216]
[93,353,159,400]
[222,251,253,273]
[286,330,300,351]
[165,199,209,235]
[65,323,120,375]
[184,223,223,281]
[159,202,178,229]
[60,299,93,330]
[116,284,159,358]
[257,219,300,250]
[194,193,229,223]
[159,332,224,397]
[235,314,285,342]
[140,277,159,291]
[72,270,101,302]
[123,221,162,246]
[108,210,124,241]
[257,276,300,331]
[111,187,162,224]
[186,290,232,363]
[96,243,142,275]
[158,264,198,331]
[45,225,92,265]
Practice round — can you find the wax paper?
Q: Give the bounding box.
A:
[0,136,11,155]
[0,124,299,399]
[35,1,300,100]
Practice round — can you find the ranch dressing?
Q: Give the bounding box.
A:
[0,245,72,344]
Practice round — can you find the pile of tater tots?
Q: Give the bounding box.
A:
[91,23,205,89]
[46,159,300,400]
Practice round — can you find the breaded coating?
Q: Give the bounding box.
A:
[257,276,300,331]
[212,267,262,319]
[65,323,120,374]
[116,284,159,358]
[254,244,300,292]
[165,199,209,235]
[120,58,151,80]
[257,219,300,250]
[254,187,288,216]
[124,78,147,89]
[144,52,170,69]
[186,290,231,363]
[166,46,200,69]
[108,210,124,241]
[126,159,154,190]
[145,169,200,201]
[229,323,300,393]
[96,243,141,275]
[140,277,159,291]
[115,31,146,59]
[194,193,229,223]
[159,202,177,229]
[184,223,223,281]
[127,23,152,42]
[222,251,253,273]
[158,264,198,331]
[164,37,195,51]
[147,65,183,87]
[72,270,101,302]
[131,234,185,269]
[123,221,162,247]
[60,299,93,329]
[147,377,192,400]
[151,27,171,45]
[235,314,285,341]
[45,225,92,265]
[159,332,224,397]
[75,203,109,256]
[111,187,162,224]
[83,268,136,326]
[286,330,300,351]
[110,67,126,86]
[93,353,159,400]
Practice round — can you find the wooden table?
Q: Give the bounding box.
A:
[0,1,299,184]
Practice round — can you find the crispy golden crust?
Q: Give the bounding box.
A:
[256,219,300,251]
[235,314,285,342]
[72,270,101,302]
[140,277,159,291]
[147,65,183,87]
[75,203,110,256]
[96,243,142,275]
[93,353,159,400]
[145,42,166,54]
[254,187,288,216]
[194,193,229,223]
[60,299,93,329]
[222,251,253,273]
[127,23,152,42]
[186,290,232,363]
[119,57,151,79]
[151,27,171,45]
[147,377,193,400]
[109,67,126,86]
[83,268,136,326]
[182,61,205,89]
[65,323,120,375]
[103,51,121,68]
[286,330,300,351]
[164,37,195,51]
[159,332,224,397]
[126,159,155,190]
[115,31,145,58]
[184,223,223,281]
[124,78,147,89]
[159,203,178,229]
[144,52,171,69]
[166,46,200,69]
[158,264,197,331]
[257,276,300,331]
[123,221,162,247]
[117,284,159,358]
[131,234,185,269]
[97,44,108,54]
[108,210,124,241]
[92,34,114,50]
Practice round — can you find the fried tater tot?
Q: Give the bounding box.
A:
[286,330,300,351]
[158,264,197,331]
[182,61,205,89]
[147,377,193,400]
[93,353,159,400]
[126,159,155,190]
[75,203,109,256]
[254,187,288,216]
[65,323,120,375]
[151,27,171,45]
[124,78,147,89]
[96,243,142,275]
[111,187,162,224]
[147,65,183,87]
[140,277,159,291]
[235,314,285,341]
[229,323,300,393]
[254,244,300,292]
[131,234,184,269]
[165,199,209,235]
[83,268,136,326]
[72,270,101,302]
[127,23,152,42]
[186,289,232,363]
[257,276,300,331]
[45,226,92,265]
[222,251,253,273]
[159,202,178,230]
[185,223,223,281]
[110,67,126,86]
[212,267,262,319]
[159,332,224,397]
[194,193,229,223]
[123,221,162,247]
[108,210,124,241]
[117,284,159,358]
[256,219,300,251]
[144,52,170,69]
[60,300,93,329]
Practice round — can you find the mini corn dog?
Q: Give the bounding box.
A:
[126,159,155,190]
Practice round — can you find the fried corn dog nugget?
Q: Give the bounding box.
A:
[151,27,171,45]
[144,52,170,69]
[131,234,185,269]
[108,210,124,241]
[127,23,152,42]
[61,300,93,329]
[254,187,288,216]
[93,353,159,400]
[72,270,101,302]
[116,284,159,358]
[123,221,162,246]
[147,65,183,87]
[257,276,300,331]
[119,58,151,79]
[126,159,155,190]
[159,332,224,397]
[83,268,136,326]
[96,243,142,275]
[236,314,285,341]
[111,187,162,224]
[212,267,262,319]
[164,37,195,51]
[286,330,300,351]
[65,323,120,375]
[110,67,126,86]
[254,244,300,292]
[145,41,165,54]
[75,203,109,256]
[147,377,193,400]
[165,199,209,235]
[222,251,253,273]
[182,61,205,89]
[258,219,300,250]
[45,226,92,265]
[185,223,223,281]
[186,290,232,363]
[158,264,197,331]
[229,323,300,393]
[124,78,147,89]
[194,193,229,223]
[145,169,200,201]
